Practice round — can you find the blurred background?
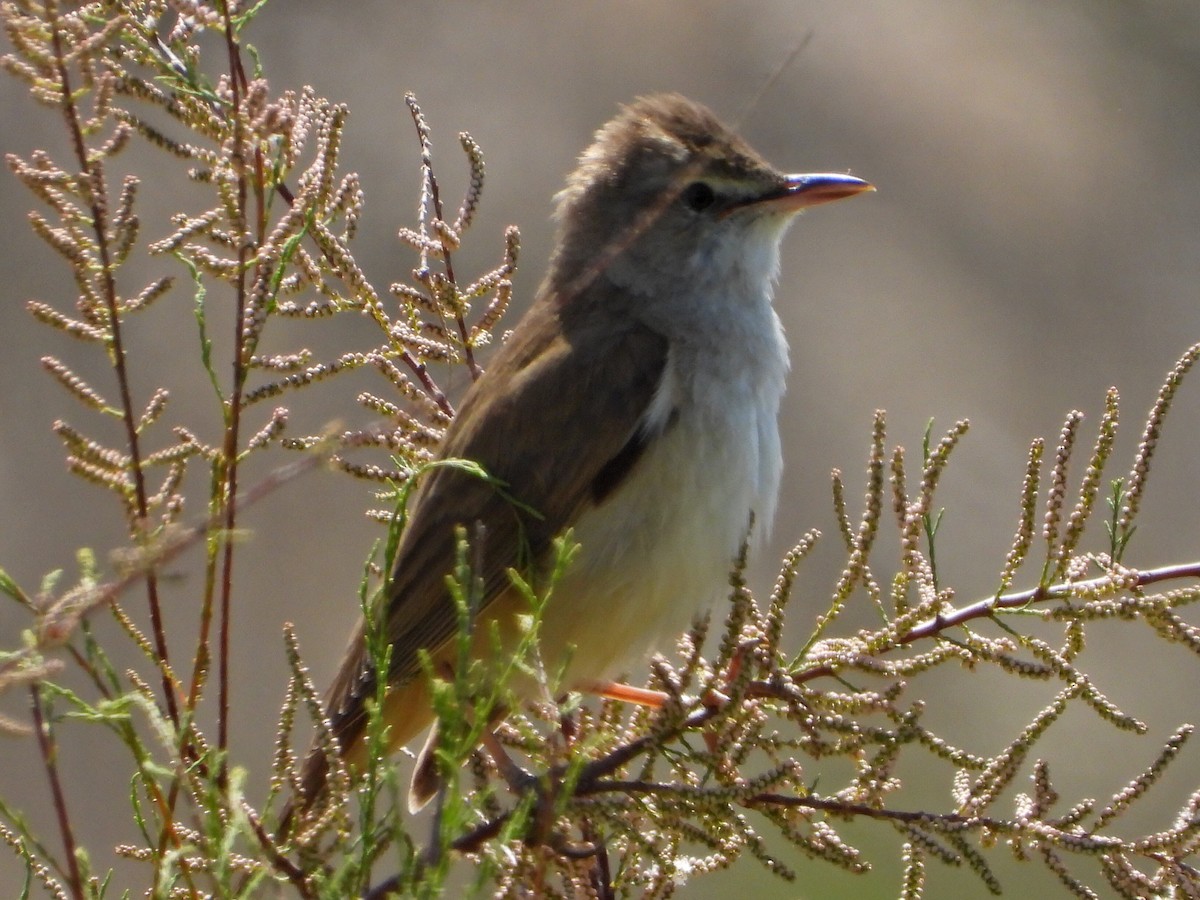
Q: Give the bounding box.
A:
[3,1,1200,896]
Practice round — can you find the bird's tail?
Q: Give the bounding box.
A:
[407,723,441,813]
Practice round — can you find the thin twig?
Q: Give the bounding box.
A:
[793,560,1200,684]
[41,453,327,650]
[215,0,252,765]
[242,802,313,898]
[30,685,82,900]
[45,0,179,729]
[405,95,479,380]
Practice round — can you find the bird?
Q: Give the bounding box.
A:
[295,92,872,818]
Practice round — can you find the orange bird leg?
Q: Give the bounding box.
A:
[581,679,670,708]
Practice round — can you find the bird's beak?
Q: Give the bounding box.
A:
[758,173,874,213]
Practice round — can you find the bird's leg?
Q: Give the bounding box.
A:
[583,636,764,712]
[698,638,764,753]
[581,679,670,707]
[711,638,763,704]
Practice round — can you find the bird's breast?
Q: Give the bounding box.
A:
[537,306,789,685]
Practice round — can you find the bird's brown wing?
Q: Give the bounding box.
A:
[321,287,670,753]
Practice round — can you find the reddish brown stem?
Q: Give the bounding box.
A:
[45,0,179,729]
[243,804,313,897]
[30,685,83,900]
[215,0,253,765]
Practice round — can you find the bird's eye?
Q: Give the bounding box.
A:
[681,181,716,212]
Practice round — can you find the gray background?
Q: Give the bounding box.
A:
[3,2,1200,896]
